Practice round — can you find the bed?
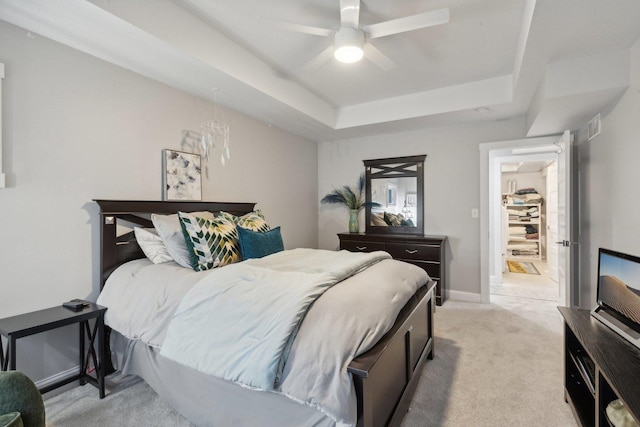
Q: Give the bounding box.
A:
[94,199,436,427]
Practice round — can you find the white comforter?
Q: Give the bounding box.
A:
[97,248,428,426]
[160,249,391,391]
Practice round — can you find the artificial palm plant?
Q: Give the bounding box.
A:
[321,173,379,232]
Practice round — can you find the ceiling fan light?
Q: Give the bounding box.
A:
[334,26,365,63]
[335,45,364,63]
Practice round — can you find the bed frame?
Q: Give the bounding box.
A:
[95,199,435,427]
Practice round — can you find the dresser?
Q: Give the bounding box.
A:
[338,233,447,306]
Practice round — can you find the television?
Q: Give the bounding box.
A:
[591,248,640,349]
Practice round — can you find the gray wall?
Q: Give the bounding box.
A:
[318,119,526,300]
[577,39,640,308]
[0,20,318,383]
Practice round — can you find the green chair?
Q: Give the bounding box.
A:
[0,371,45,427]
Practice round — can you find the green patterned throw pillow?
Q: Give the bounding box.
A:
[384,212,404,227]
[218,210,270,233]
[178,212,240,271]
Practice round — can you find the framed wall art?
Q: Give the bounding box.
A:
[162,149,202,200]
[406,192,417,207]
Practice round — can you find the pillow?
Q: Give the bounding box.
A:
[371,212,388,226]
[384,212,403,227]
[178,212,240,271]
[152,211,215,268]
[134,228,173,264]
[218,210,270,233]
[237,226,284,260]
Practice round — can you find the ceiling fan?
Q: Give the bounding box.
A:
[279,0,450,71]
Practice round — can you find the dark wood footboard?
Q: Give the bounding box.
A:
[348,281,435,427]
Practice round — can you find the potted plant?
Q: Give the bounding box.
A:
[321,173,379,233]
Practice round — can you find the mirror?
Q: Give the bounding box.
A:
[364,155,426,235]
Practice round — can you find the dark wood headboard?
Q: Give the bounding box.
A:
[94,200,256,289]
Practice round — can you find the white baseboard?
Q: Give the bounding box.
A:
[447,290,483,303]
[35,366,79,390]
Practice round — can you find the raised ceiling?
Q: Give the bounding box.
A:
[1,0,639,142]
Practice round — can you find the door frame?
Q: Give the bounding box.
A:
[479,136,562,304]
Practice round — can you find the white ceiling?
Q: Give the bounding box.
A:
[501,160,550,174]
[1,0,639,142]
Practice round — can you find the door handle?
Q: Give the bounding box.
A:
[556,240,578,247]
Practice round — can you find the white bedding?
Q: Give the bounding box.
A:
[160,249,391,391]
[97,249,429,426]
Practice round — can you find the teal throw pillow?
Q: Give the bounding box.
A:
[237,226,284,260]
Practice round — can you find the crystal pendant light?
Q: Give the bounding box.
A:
[200,89,230,165]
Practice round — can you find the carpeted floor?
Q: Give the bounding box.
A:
[44,295,577,426]
[400,295,576,426]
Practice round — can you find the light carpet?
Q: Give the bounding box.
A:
[44,295,577,427]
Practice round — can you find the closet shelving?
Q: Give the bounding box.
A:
[505,203,542,260]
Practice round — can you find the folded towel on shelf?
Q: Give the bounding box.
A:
[507,242,539,250]
[509,249,539,256]
[509,226,527,235]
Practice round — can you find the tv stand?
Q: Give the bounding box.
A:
[559,307,640,427]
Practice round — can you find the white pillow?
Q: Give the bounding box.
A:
[133,227,173,264]
[151,211,215,269]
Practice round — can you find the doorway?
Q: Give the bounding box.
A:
[479,132,575,306]
[491,157,559,302]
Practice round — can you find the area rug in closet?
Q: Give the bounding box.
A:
[507,260,540,275]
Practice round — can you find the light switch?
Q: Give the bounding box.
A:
[471,208,479,219]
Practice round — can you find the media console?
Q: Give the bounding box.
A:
[559,307,640,427]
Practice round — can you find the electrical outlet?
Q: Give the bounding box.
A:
[471,208,479,219]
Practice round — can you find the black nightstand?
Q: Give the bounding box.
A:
[0,303,107,398]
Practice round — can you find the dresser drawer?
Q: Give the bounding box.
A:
[341,240,386,253]
[402,260,440,280]
[386,243,441,261]
[338,233,447,306]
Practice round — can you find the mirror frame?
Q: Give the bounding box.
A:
[364,155,426,235]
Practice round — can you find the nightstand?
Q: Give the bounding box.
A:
[0,303,107,398]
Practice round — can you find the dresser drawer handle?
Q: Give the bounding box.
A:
[405,249,418,254]
[356,246,367,251]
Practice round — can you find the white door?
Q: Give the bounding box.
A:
[546,161,559,283]
[557,130,575,307]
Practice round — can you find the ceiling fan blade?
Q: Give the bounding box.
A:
[340,0,360,28]
[364,8,450,39]
[303,45,335,72]
[364,43,396,71]
[273,21,334,37]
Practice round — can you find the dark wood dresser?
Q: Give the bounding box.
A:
[338,233,447,306]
